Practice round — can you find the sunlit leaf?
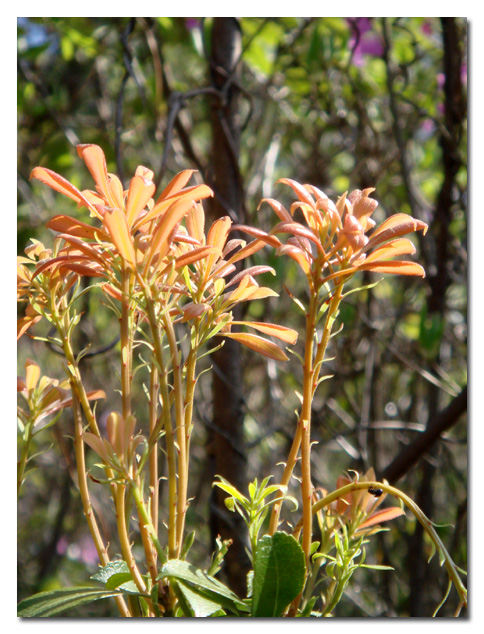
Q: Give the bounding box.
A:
[233,321,298,344]
[102,207,136,268]
[222,332,289,361]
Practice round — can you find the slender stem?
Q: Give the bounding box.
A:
[17,417,34,497]
[138,277,178,558]
[115,484,148,595]
[268,286,318,539]
[131,480,167,564]
[149,366,159,546]
[71,386,131,617]
[183,323,201,478]
[162,314,188,556]
[293,480,468,610]
[120,267,134,419]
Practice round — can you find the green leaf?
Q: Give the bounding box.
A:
[17,587,123,617]
[91,560,139,593]
[158,559,249,615]
[252,532,306,617]
[91,560,129,584]
[172,580,225,617]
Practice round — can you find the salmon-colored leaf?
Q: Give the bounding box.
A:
[181,302,212,322]
[126,175,156,227]
[276,244,311,274]
[366,214,428,251]
[156,169,197,201]
[271,221,322,251]
[145,197,197,271]
[186,202,206,243]
[46,215,109,241]
[108,173,125,209]
[102,207,136,268]
[30,167,97,214]
[25,359,41,391]
[222,332,289,361]
[277,178,316,207]
[174,245,221,269]
[358,260,426,277]
[259,198,293,223]
[207,216,232,250]
[136,184,213,230]
[77,144,112,203]
[232,321,298,344]
[359,507,405,529]
[225,265,275,288]
[233,225,282,248]
[58,262,106,278]
[225,238,268,265]
[363,238,416,264]
[56,234,109,267]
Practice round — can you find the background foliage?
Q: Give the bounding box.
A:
[17,17,467,617]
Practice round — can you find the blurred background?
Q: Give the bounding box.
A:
[17,17,467,616]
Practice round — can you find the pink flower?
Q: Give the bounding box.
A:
[347,18,384,67]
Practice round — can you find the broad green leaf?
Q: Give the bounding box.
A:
[173,580,224,617]
[158,559,248,614]
[17,587,123,617]
[252,532,305,617]
[91,560,140,593]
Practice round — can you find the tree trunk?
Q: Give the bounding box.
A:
[207,17,250,597]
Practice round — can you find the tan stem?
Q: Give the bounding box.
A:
[71,387,131,617]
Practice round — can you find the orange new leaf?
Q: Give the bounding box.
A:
[102,207,136,268]
[46,215,109,241]
[232,321,298,344]
[358,260,426,277]
[222,332,289,361]
[358,507,405,530]
[126,175,156,228]
[30,167,98,216]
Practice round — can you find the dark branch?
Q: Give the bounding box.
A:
[381,386,467,483]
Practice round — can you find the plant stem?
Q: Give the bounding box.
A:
[120,267,134,419]
[71,387,131,617]
[294,480,468,610]
[149,365,159,548]
[162,314,188,556]
[268,286,319,543]
[17,418,34,497]
[115,484,148,595]
[138,278,178,558]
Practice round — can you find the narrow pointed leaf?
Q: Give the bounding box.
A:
[366,214,428,251]
[156,169,197,201]
[17,587,125,617]
[359,507,405,529]
[144,198,197,270]
[233,224,282,248]
[358,260,426,277]
[102,207,136,268]
[232,321,298,344]
[136,184,213,230]
[259,197,293,222]
[222,332,289,361]
[77,144,112,203]
[126,175,156,227]
[277,178,316,207]
[30,167,97,215]
[363,238,416,263]
[174,245,221,270]
[46,215,109,241]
